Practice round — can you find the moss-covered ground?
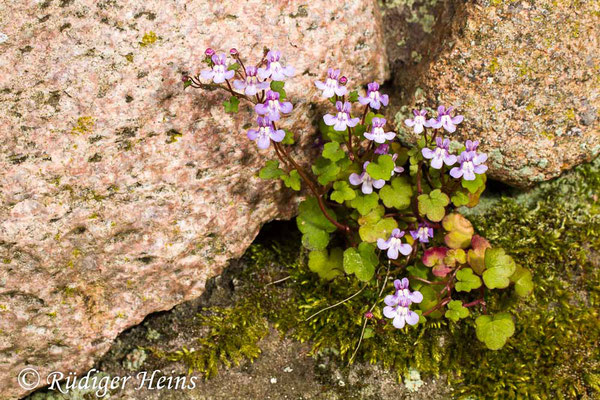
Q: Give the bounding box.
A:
[27,158,600,399]
[170,157,599,399]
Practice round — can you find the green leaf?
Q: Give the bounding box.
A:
[282,130,295,145]
[417,189,449,222]
[442,213,474,249]
[418,286,442,319]
[259,160,284,180]
[366,155,395,181]
[308,248,343,280]
[475,313,515,350]
[223,96,240,113]
[343,242,378,282]
[363,327,375,339]
[319,119,346,143]
[183,79,192,89]
[379,176,413,209]
[348,90,359,102]
[462,174,485,194]
[358,217,397,243]
[270,81,286,99]
[349,192,380,215]
[468,235,491,275]
[510,265,534,297]
[227,62,241,71]
[281,170,301,191]
[451,190,470,207]
[455,268,482,292]
[330,181,356,203]
[353,124,367,138]
[406,264,429,290]
[444,300,469,322]
[312,157,340,185]
[364,112,375,126]
[483,248,517,289]
[322,142,345,162]
[296,198,337,251]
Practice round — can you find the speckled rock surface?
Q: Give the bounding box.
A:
[390,0,600,187]
[0,1,387,398]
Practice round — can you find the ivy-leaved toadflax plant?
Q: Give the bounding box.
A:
[184,46,533,354]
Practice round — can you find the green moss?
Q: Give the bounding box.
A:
[164,158,600,398]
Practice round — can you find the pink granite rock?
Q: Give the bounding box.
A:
[389,0,600,187]
[0,0,387,397]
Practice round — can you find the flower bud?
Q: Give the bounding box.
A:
[182,75,190,82]
[364,311,373,319]
[229,48,238,56]
[339,76,348,85]
[205,48,215,57]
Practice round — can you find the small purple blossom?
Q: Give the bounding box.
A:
[385,278,424,305]
[422,137,457,169]
[257,50,295,81]
[359,82,389,110]
[349,161,385,194]
[247,116,285,150]
[323,101,360,132]
[364,117,395,144]
[233,66,270,96]
[377,229,413,260]
[383,278,422,329]
[254,90,293,121]
[404,109,430,134]
[410,223,434,243]
[450,146,488,181]
[428,106,464,133]
[200,53,235,84]
[374,143,389,155]
[391,153,404,176]
[314,68,348,98]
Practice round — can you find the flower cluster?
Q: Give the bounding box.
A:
[197,48,295,150]
[187,46,530,348]
[407,108,488,181]
[383,278,423,329]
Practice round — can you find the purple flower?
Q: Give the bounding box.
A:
[233,66,270,96]
[254,90,293,122]
[200,53,235,84]
[364,117,396,144]
[374,143,389,155]
[247,116,285,149]
[358,82,389,110]
[383,297,420,329]
[349,161,385,194]
[323,101,360,132]
[450,147,488,181]
[391,153,404,176]
[314,68,348,98]
[422,137,457,169]
[377,229,412,260]
[428,106,464,133]
[410,223,434,243]
[382,278,422,329]
[257,50,295,81]
[385,278,424,305]
[404,109,430,134]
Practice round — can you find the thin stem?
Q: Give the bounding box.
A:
[423,296,451,317]
[347,126,357,161]
[350,262,391,364]
[305,285,366,321]
[264,276,291,287]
